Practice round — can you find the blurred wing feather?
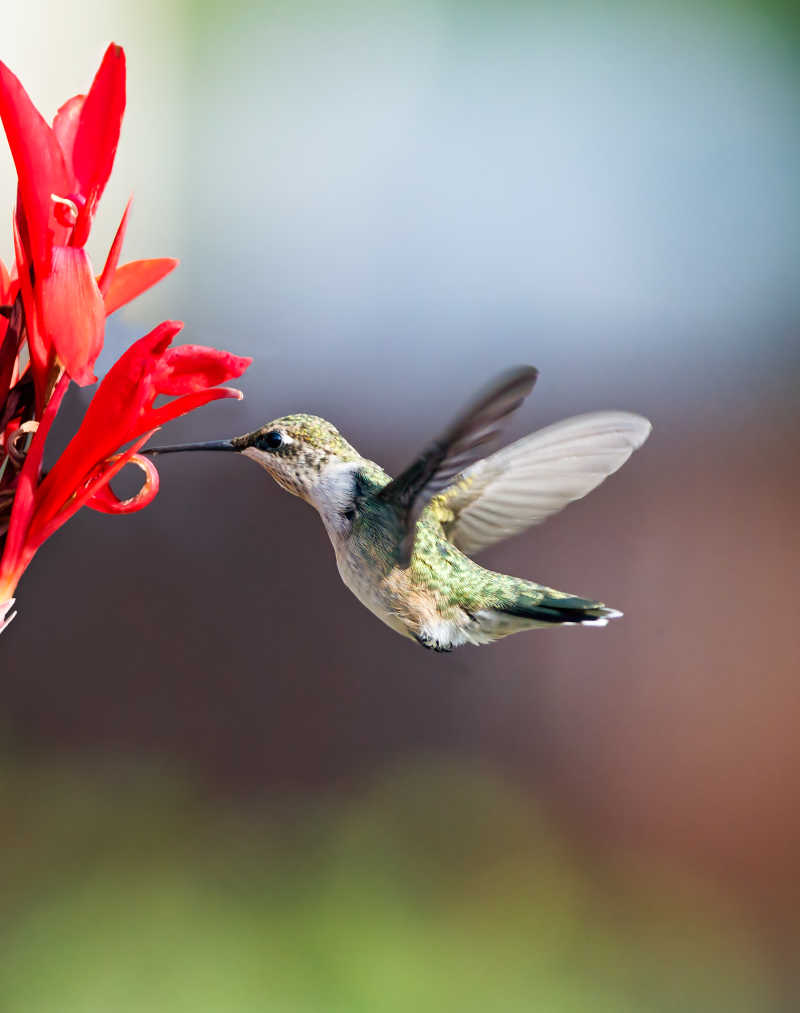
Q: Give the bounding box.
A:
[439,412,652,555]
[378,366,539,566]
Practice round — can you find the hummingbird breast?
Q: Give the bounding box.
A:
[335,552,421,640]
[333,505,483,647]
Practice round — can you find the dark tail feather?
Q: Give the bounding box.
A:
[500,593,622,627]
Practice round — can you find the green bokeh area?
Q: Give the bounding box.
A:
[0,761,770,1012]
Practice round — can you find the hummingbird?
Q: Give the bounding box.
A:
[148,367,651,651]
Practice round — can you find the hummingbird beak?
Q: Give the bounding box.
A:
[144,439,239,455]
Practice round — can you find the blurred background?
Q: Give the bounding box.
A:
[1,0,799,1009]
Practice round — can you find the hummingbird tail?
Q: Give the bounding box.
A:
[498,592,622,628]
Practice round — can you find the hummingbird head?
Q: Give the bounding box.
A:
[230,414,362,502]
[147,414,374,546]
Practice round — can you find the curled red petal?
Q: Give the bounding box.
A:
[86,451,160,514]
[36,245,104,385]
[155,345,253,395]
[98,197,132,296]
[34,322,184,519]
[52,94,84,175]
[28,322,248,551]
[104,258,178,315]
[71,44,126,246]
[28,430,154,550]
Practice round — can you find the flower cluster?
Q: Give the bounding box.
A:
[0,44,251,628]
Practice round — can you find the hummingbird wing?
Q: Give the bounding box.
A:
[377,365,539,567]
[437,412,652,556]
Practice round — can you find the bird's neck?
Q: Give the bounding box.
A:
[308,460,366,546]
[309,458,392,553]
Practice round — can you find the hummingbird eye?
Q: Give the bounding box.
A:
[262,430,283,450]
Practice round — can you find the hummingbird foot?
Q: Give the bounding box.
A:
[414,633,453,653]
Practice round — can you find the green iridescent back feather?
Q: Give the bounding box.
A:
[353,466,606,620]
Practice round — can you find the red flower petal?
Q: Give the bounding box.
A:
[98,197,132,296]
[86,451,160,514]
[34,321,184,517]
[0,60,72,270]
[52,94,84,175]
[70,44,126,246]
[154,345,253,395]
[0,256,11,302]
[0,295,23,400]
[36,245,105,385]
[13,218,49,409]
[0,372,69,592]
[103,258,179,315]
[147,385,245,429]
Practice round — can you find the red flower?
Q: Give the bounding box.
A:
[0,43,176,395]
[0,45,253,624]
[0,321,251,601]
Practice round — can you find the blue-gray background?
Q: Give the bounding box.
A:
[1,1,798,1008]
